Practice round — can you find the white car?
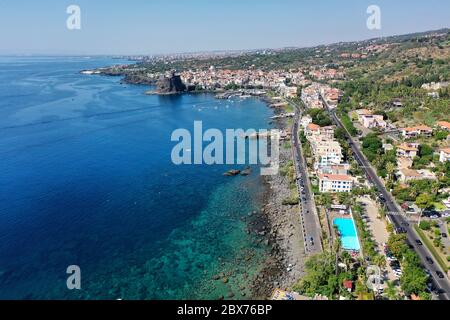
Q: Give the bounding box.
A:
[387,256,397,262]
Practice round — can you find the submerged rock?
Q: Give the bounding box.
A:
[240,167,252,176]
[223,169,241,176]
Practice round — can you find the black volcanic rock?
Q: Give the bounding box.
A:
[156,72,186,94]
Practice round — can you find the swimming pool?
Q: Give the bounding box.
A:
[334,218,361,251]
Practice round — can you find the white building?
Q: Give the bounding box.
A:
[319,174,353,193]
[301,115,313,129]
[354,109,387,129]
[440,148,450,163]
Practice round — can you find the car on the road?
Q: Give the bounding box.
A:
[387,256,397,262]
[415,239,423,246]
[434,288,446,295]
[442,233,447,238]
[395,227,406,233]
[426,257,434,265]
[436,271,445,279]
[401,222,410,227]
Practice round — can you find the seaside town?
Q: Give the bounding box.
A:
[83,28,450,301]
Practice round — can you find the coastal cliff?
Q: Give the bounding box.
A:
[155,72,186,95]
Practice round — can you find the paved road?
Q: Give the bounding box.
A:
[323,99,450,300]
[289,100,323,255]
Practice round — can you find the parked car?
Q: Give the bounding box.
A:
[415,239,423,246]
[387,256,397,262]
[425,257,434,265]
[442,233,447,238]
[436,271,445,279]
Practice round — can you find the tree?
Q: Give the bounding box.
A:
[373,254,387,270]
[400,264,428,296]
[387,234,408,258]
[386,162,396,183]
[419,220,431,231]
[385,281,399,300]
[415,193,434,225]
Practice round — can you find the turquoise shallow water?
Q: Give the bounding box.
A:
[333,218,361,251]
[0,57,273,299]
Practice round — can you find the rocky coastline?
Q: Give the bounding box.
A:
[247,114,306,299]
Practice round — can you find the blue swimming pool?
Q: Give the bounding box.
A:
[334,218,361,251]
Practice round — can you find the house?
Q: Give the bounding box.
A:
[310,139,343,165]
[318,163,350,175]
[440,148,450,163]
[305,123,321,139]
[318,174,353,193]
[343,280,353,293]
[400,125,433,138]
[354,109,373,122]
[305,124,335,141]
[397,157,413,170]
[396,144,419,159]
[355,109,386,129]
[279,85,298,98]
[397,168,437,183]
[443,197,450,210]
[390,99,403,108]
[397,169,422,183]
[436,121,450,132]
[300,115,313,129]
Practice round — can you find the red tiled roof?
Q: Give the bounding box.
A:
[343,280,353,289]
[437,121,450,130]
[307,123,321,131]
[319,174,353,182]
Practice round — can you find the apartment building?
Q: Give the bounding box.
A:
[400,125,433,138]
[319,174,353,193]
[396,143,419,159]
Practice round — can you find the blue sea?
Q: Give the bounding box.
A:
[0,57,273,299]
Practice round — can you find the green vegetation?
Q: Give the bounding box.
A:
[361,133,397,179]
[339,112,358,137]
[414,225,448,272]
[282,196,299,206]
[353,204,378,261]
[387,233,430,298]
[419,220,432,231]
[306,109,332,127]
[293,246,362,300]
[412,144,434,169]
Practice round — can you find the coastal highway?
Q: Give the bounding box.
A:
[322,98,450,300]
[290,99,323,255]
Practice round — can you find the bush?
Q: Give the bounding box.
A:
[282,196,299,206]
[419,221,431,231]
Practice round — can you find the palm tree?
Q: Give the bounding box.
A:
[374,254,386,270]
[385,281,399,300]
[386,162,395,183]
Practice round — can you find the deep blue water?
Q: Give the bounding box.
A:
[0,57,273,299]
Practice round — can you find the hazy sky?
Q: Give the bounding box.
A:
[1,0,449,55]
